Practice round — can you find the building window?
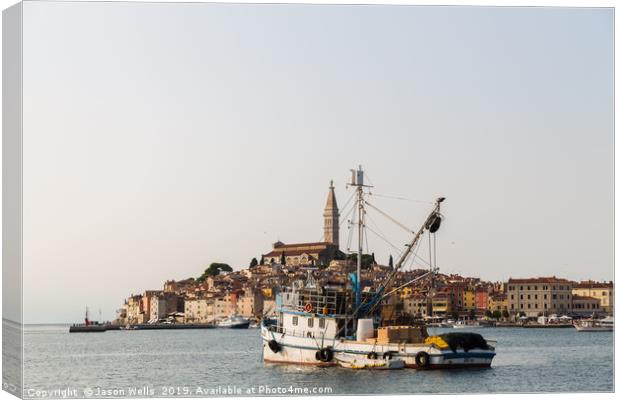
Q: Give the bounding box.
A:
[534,294,538,300]
[527,295,531,300]
[527,286,530,290]
[511,304,514,310]
[520,286,523,290]
[292,316,298,326]
[520,295,523,300]
[535,304,538,309]
[511,295,514,300]
[528,304,531,309]
[534,286,538,290]
[308,318,314,328]
[544,294,547,300]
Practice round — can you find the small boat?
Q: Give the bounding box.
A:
[336,354,405,370]
[120,324,138,330]
[575,317,613,332]
[217,315,251,329]
[453,320,480,329]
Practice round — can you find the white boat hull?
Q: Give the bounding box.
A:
[574,325,613,332]
[261,327,495,369]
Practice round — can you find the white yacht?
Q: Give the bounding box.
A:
[217,315,251,329]
[575,316,613,332]
[261,167,496,369]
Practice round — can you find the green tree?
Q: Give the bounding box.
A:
[280,252,286,265]
[197,263,233,282]
[502,309,509,319]
[492,310,502,320]
[484,310,492,318]
[249,257,258,268]
[388,255,394,269]
[259,255,265,265]
[346,253,374,269]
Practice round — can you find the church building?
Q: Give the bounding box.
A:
[262,181,341,267]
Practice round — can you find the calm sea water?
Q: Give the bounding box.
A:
[18,324,613,397]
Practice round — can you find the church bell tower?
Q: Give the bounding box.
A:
[323,180,339,248]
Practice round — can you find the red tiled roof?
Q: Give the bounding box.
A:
[273,241,332,249]
[572,295,600,301]
[262,249,321,257]
[574,281,613,289]
[507,277,573,284]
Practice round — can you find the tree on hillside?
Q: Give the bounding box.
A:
[280,252,286,265]
[388,255,394,269]
[249,257,258,268]
[197,263,233,282]
[346,253,374,269]
[259,255,265,265]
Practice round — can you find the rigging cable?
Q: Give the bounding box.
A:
[364,200,414,234]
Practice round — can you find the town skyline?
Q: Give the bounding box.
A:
[22,4,612,323]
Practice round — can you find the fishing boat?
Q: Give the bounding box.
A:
[574,316,613,332]
[69,307,108,332]
[261,167,496,369]
[217,315,251,329]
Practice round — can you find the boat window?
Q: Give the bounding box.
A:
[319,318,325,329]
[292,316,298,326]
[308,318,314,328]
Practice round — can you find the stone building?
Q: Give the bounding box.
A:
[261,181,341,267]
[572,281,613,315]
[403,293,430,317]
[571,295,602,316]
[184,298,213,323]
[506,277,574,317]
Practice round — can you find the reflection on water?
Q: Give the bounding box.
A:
[22,325,613,397]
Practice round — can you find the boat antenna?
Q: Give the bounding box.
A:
[348,165,372,308]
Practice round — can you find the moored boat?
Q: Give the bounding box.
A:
[261,167,496,370]
[574,317,613,332]
[217,315,251,329]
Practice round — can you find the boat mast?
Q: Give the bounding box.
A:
[350,166,371,308]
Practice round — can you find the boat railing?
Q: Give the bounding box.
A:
[266,324,330,340]
[280,288,342,315]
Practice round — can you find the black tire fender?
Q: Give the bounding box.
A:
[367,351,378,360]
[267,340,280,354]
[320,347,334,362]
[415,351,430,368]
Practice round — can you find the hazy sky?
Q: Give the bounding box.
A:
[21,2,613,323]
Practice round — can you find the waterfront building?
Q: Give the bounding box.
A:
[571,295,602,317]
[149,292,183,322]
[463,289,476,311]
[184,298,213,323]
[125,294,143,324]
[430,292,452,316]
[506,277,573,317]
[403,293,430,317]
[572,281,613,315]
[474,287,490,311]
[237,289,264,318]
[488,293,508,312]
[261,182,341,267]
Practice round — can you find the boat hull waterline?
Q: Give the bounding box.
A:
[261,327,495,369]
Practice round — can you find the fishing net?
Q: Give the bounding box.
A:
[438,332,489,353]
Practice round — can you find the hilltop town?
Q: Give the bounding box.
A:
[115,183,613,326]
